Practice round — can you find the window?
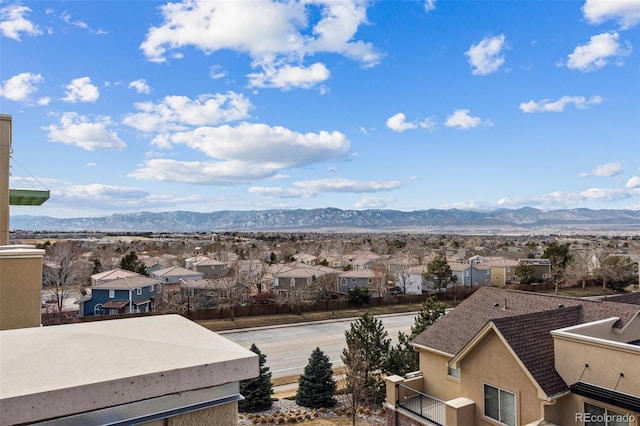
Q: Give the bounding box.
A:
[341,278,347,286]
[351,278,357,283]
[137,288,142,296]
[484,384,515,426]
[584,403,629,426]
[367,278,373,284]
[150,285,154,293]
[447,366,460,379]
[108,289,115,298]
[94,304,104,315]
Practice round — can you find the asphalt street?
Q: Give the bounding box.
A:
[220,311,419,380]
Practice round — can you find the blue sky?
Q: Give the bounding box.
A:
[2,0,639,219]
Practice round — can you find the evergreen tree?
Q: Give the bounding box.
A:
[411,295,446,338]
[119,251,148,276]
[388,296,446,376]
[424,252,456,291]
[341,312,390,405]
[296,347,336,408]
[239,343,273,412]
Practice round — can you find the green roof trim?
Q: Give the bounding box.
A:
[9,189,50,206]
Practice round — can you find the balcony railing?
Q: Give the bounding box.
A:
[396,382,446,426]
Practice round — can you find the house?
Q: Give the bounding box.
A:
[293,253,318,265]
[90,267,140,286]
[272,262,338,299]
[151,265,204,283]
[518,258,552,281]
[337,269,385,296]
[385,287,640,425]
[484,257,520,287]
[176,278,250,309]
[394,264,426,295]
[78,274,163,316]
[190,257,228,278]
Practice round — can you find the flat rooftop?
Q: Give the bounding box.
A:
[1,315,257,424]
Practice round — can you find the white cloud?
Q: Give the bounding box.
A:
[386,113,436,132]
[249,178,401,198]
[156,123,350,168]
[61,12,88,29]
[140,0,380,90]
[445,109,491,129]
[424,0,436,12]
[128,79,151,94]
[386,113,417,132]
[130,123,350,185]
[465,34,506,75]
[123,92,253,133]
[626,176,640,188]
[209,65,226,79]
[566,32,632,72]
[129,159,280,184]
[495,186,636,209]
[248,62,331,90]
[582,0,640,30]
[355,196,395,208]
[62,77,100,103]
[519,95,603,113]
[580,162,623,177]
[0,72,43,101]
[0,4,42,40]
[37,97,51,106]
[45,112,126,151]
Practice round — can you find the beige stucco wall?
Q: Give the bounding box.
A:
[167,401,237,426]
[459,331,542,425]
[418,349,461,402]
[0,246,44,330]
[554,333,640,397]
[490,266,506,287]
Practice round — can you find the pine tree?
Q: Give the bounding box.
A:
[296,347,336,408]
[341,312,390,405]
[119,251,148,276]
[411,295,446,338]
[239,343,273,412]
[388,296,446,376]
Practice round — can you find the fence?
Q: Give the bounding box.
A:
[396,382,445,425]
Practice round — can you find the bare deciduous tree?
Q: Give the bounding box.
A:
[43,241,89,313]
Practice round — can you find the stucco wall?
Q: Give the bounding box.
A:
[0,248,44,330]
[459,331,542,425]
[418,350,461,402]
[554,334,640,397]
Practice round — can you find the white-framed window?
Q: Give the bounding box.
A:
[137,288,142,296]
[447,366,460,379]
[484,384,516,426]
[108,289,115,298]
[542,274,547,278]
[94,303,104,315]
[506,267,511,272]
[367,278,373,284]
[351,278,357,283]
[583,402,629,426]
[486,270,490,275]
[150,285,154,293]
[341,278,347,286]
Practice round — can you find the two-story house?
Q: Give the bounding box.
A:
[272,262,338,299]
[385,287,640,426]
[337,269,385,296]
[190,257,229,278]
[78,275,163,317]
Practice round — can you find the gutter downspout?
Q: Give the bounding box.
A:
[528,394,565,426]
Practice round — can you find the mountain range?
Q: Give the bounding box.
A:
[10,207,640,234]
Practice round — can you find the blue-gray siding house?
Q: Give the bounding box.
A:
[78,275,163,317]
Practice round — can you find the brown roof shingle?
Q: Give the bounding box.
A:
[412,287,639,356]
